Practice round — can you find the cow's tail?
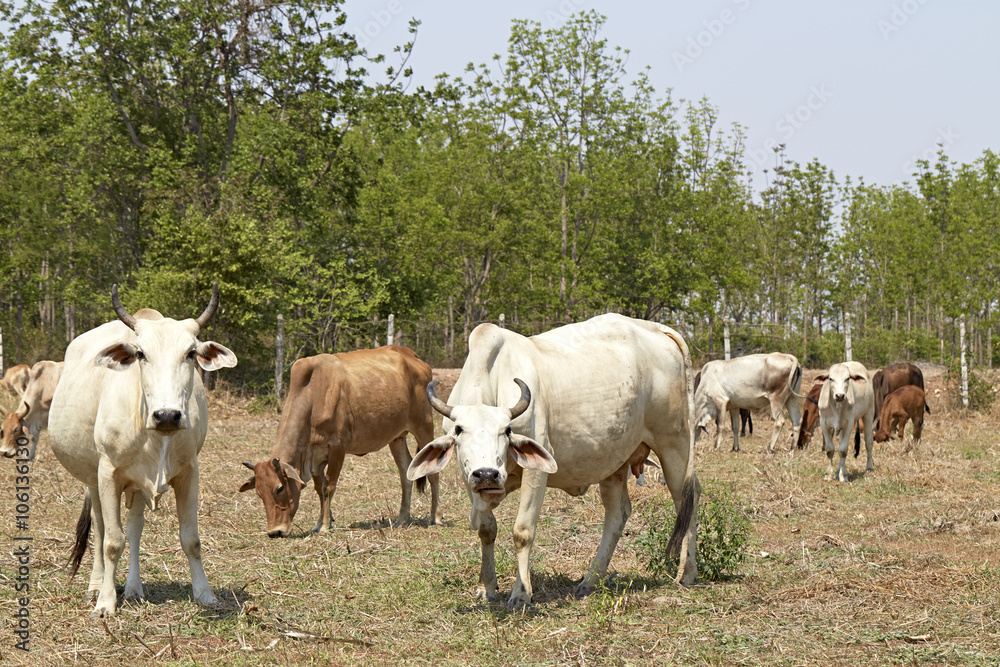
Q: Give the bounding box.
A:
[787,362,806,399]
[854,423,861,458]
[68,490,92,579]
[660,327,699,573]
[924,401,931,414]
[415,476,428,494]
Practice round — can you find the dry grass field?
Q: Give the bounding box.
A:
[1,366,999,665]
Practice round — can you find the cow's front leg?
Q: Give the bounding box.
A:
[317,449,345,534]
[836,430,851,482]
[578,465,631,597]
[767,402,787,454]
[822,429,837,481]
[122,491,146,601]
[171,465,217,607]
[509,470,547,609]
[471,508,499,601]
[387,435,414,526]
[862,416,875,472]
[93,461,124,618]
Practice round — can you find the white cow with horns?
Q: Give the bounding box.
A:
[407,314,700,608]
[49,283,237,618]
[816,361,875,482]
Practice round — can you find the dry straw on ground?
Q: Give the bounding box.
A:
[0,367,998,665]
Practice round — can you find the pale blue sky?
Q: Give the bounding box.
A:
[342,0,999,192]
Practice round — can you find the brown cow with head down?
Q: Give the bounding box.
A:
[873,362,924,426]
[874,385,929,451]
[795,382,824,449]
[240,346,441,537]
[1,360,63,460]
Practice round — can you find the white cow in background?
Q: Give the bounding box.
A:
[816,361,875,482]
[407,314,700,608]
[49,284,237,618]
[694,352,803,453]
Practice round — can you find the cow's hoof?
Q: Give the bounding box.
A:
[122,584,145,601]
[506,596,532,610]
[574,582,596,598]
[391,516,411,528]
[90,605,115,620]
[84,589,100,603]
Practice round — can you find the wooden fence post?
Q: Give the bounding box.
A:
[499,313,506,329]
[275,314,284,404]
[387,314,395,347]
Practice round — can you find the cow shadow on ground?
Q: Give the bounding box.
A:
[348,517,457,530]
[452,571,667,619]
[118,581,253,619]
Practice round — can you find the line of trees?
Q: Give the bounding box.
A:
[1,4,996,386]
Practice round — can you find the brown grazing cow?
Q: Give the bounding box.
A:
[240,346,441,537]
[0,360,64,459]
[1,364,30,397]
[872,362,924,426]
[874,385,929,450]
[795,382,824,449]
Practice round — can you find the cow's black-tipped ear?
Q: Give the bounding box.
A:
[239,477,256,493]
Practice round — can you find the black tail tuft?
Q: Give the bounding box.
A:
[666,475,698,558]
[415,476,427,494]
[854,424,861,458]
[68,493,92,579]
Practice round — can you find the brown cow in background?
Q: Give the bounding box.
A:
[874,385,929,451]
[795,382,824,449]
[873,362,924,426]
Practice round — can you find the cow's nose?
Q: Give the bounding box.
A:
[153,409,182,427]
[267,528,286,539]
[834,393,845,402]
[470,468,501,486]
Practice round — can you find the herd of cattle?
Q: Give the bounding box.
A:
[0,287,931,617]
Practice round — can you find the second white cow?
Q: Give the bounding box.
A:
[816,361,875,482]
[406,314,700,609]
[694,353,803,453]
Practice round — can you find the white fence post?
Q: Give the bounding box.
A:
[0,327,4,374]
[960,314,969,408]
[386,314,395,346]
[499,313,506,329]
[845,312,853,362]
[275,314,284,404]
[723,319,731,361]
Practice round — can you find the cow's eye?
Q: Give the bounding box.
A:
[454,425,463,436]
[187,349,197,360]
[136,350,146,361]
[504,427,512,437]
[275,484,285,495]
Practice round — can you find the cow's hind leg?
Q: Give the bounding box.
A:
[171,465,217,607]
[655,441,699,586]
[766,398,788,454]
[388,435,414,526]
[729,408,741,452]
[577,464,632,597]
[85,486,105,603]
[509,470,548,609]
[122,492,146,601]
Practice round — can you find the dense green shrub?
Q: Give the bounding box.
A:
[635,483,752,582]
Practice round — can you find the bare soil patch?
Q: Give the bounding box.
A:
[0,368,998,665]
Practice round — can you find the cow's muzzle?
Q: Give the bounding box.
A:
[470,468,505,499]
[152,409,183,432]
[267,527,288,539]
[834,393,846,402]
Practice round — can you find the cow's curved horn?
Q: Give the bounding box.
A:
[194,282,220,329]
[270,456,282,473]
[426,381,453,419]
[509,378,531,419]
[111,284,138,331]
[242,461,255,471]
